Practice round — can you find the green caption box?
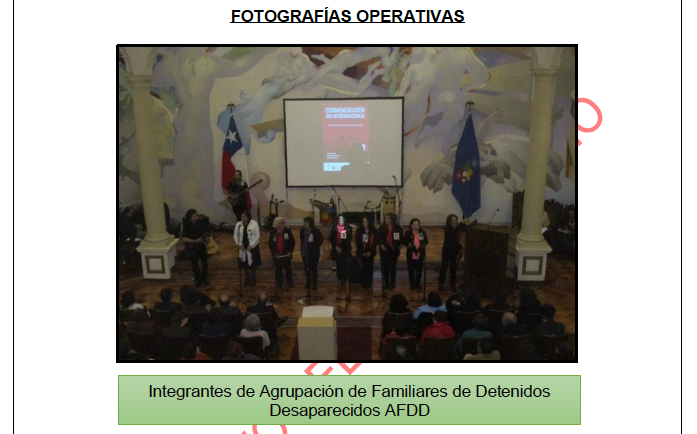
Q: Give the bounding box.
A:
[119,375,580,425]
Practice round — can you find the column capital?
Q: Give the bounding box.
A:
[127,74,154,89]
[531,68,559,80]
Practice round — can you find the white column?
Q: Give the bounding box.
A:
[515,66,558,281]
[121,47,178,280]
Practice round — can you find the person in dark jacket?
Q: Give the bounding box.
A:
[268,217,295,290]
[403,218,429,291]
[355,215,377,289]
[438,214,469,291]
[153,288,182,313]
[377,213,404,290]
[299,216,323,291]
[516,287,543,331]
[330,215,353,285]
[181,209,209,287]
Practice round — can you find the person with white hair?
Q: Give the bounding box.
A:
[234,211,262,287]
[268,216,295,290]
[239,314,270,350]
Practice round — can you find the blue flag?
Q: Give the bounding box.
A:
[451,113,481,218]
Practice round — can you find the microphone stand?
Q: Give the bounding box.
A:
[331,186,349,215]
[393,176,403,224]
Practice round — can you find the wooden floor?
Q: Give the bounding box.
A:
[118,225,576,360]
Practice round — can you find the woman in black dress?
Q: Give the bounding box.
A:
[377,213,404,290]
[403,218,429,291]
[355,215,377,289]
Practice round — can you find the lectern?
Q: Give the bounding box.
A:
[465,223,511,300]
[298,306,337,360]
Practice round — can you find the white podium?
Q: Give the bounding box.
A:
[297,306,337,360]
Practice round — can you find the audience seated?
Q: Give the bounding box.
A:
[464,338,501,361]
[153,288,182,313]
[221,341,260,361]
[516,287,543,330]
[455,313,492,358]
[384,343,417,361]
[382,295,413,337]
[180,341,212,361]
[413,292,447,320]
[162,312,193,339]
[535,304,566,336]
[557,342,575,361]
[381,323,414,351]
[447,287,481,316]
[201,309,232,337]
[214,293,241,316]
[180,285,215,310]
[125,308,159,335]
[121,290,144,311]
[420,311,455,348]
[245,292,278,321]
[239,314,270,350]
[496,312,528,337]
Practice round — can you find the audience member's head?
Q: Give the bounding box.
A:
[133,308,148,323]
[477,338,495,355]
[121,291,136,309]
[472,313,488,331]
[427,292,443,308]
[541,304,556,321]
[245,314,262,332]
[389,294,409,313]
[219,293,230,306]
[256,292,269,306]
[181,341,197,360]
[224,341,244,360]
[433,311,449,324]
[502,312,518,327]
[160,288,173,303]
[519,287,539,307]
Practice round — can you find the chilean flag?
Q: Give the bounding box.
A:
[221,114,252,210]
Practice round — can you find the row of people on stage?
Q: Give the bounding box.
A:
[180,204,472,291]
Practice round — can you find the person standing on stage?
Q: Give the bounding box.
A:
[378,213,404,290]
[299,216,323,291]
[234,211,261,287]
[330,214,352,286]
[224,170,250,223]
[268,217,295,290]
[438,214,470,291]
[403,218,429,291]
[355,215,377,289]
[182,209,209,287]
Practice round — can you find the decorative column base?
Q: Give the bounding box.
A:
[515,238,552,282]
[137,236,179,280]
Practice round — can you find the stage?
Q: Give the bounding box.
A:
[118,225,576,360]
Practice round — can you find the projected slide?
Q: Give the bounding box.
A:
[285,98,403,187]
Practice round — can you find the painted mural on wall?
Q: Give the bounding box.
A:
[118,47,576,226]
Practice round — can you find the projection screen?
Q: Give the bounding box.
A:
[284,98,404,187]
